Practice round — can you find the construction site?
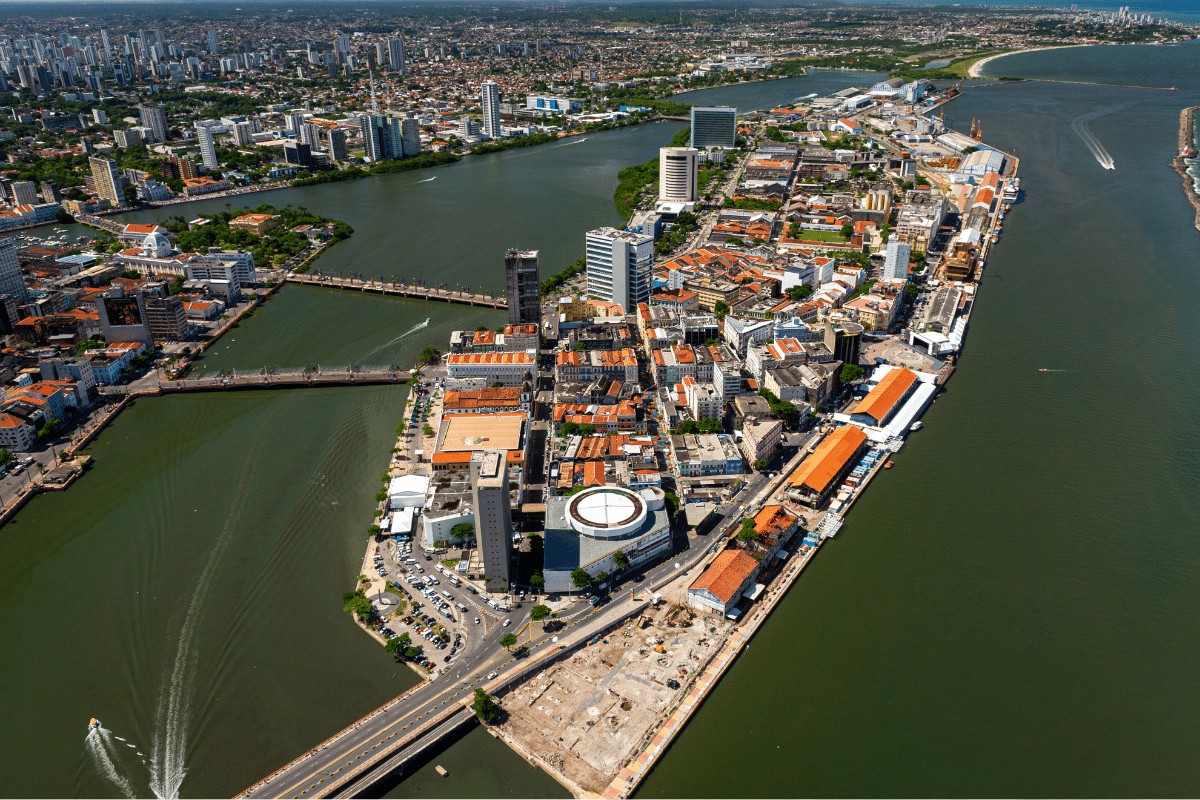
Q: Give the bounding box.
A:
[495,602,732,795]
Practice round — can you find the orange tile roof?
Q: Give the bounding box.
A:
[854,368,917,424]
[0,413,30,429]
[752,504,797,538]
[447,352,533,365]
[123,223,161,233]
[583,461,606,487]
[789,425,867,495]
[689,549,759,604]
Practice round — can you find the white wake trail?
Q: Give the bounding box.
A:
[1071,104,1131,170]
[149,476,254,799]
[361,318,429,361]
[86,728,136,798]
[414,176,437,183]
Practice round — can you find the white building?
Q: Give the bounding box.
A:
[0,237,28,302]
[883,240,911,281]
[585,227,653,313]
[480,80,501,139]
[195,122,219,170]
[446,352,535,386]
[659,146,699,203]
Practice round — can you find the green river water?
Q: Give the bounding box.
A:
[1,54,1198,797]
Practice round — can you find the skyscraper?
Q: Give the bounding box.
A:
[505,249,540,326]
[585,227,653,313]
[690,106,737,149]
[399,117,421,157]
[325,128,348,162]
[359,115,403,162]
[206,29,218,54]
[0,238,28,303]
[89,156,124,208]
[471,451,513,586]
[10,181,37,206]
[138,104,168,143]
[387,38,406,74]
[884,240,912,281]
[195,123,218,170]
[659,147,699,202]
[480,80,501,139]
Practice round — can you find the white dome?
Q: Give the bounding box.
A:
[568,487,647,540]
[142,232,172,258]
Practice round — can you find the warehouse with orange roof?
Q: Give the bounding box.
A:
[788,425,868,506]
[849,367,919,428]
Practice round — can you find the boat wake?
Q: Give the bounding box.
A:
[553,137,588,148]
[148,462,256,799]
[361,318,430,361]
[1071,104,1132,170]
[85,727,136,798]
[414,176,437,184]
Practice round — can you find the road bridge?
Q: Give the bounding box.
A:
[161,367,411,392]
[287,273,507,309]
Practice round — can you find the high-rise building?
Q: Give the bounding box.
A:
[283,141,314,169]
[166,156,198,181]
[143,295,189,342]
[138,104,169,143]
[40,180,62,204]
[690,106,737,149]
[480,80,501,139]
[0,239,28,303]
[359,115,403,162]
[471,450,513,586]
[387,37,407,74]
[585,227,653,313]
[400,117,421,157]
[10,181,38,206]
[92,108,108,125]
[299,122,321,148]
[883,240,912,282]
[658,147,699,202]
[206,29,219,54]
[89,156,124,207]
[232,121,254,146]
[195,123,219,170]
[505,249,540,326]
[325,128,348,162]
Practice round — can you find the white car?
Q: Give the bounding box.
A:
[474,617,480,624]
[502,619,511,627]
[487,671,497,680]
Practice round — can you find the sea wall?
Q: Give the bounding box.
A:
[1170,106,1200,234]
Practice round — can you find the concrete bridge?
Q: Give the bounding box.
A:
[287,273,508,309]
[162,367,412,392]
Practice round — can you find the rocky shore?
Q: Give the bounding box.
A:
[1170,105,1200,234]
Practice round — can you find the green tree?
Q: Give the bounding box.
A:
[500,633,519,650]
[422,423,434,437]
[839,363,865,383]
[384,633,411,657]
[530,604,551,624]
[473,688,500,722]
[418,346,441,363]
[571,568,594,590]
[578,423,597,437]
[738,518,760,542]
[596,572,610,585]
[906,284,920,299]
[342,590,372,619]
[713,299,730,319]
[529,573,545,591]
[753,459,768,471]
[613,550,630,570]
[450,522,474,540]
[786,284,812,301]
[840,222,854,239]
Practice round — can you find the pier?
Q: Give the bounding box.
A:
[287,273,508,309]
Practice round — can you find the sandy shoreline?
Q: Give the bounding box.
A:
[967,44,1090,77]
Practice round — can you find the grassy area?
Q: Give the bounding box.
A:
[794,229,849,243]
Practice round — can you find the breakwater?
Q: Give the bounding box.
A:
[1171,106,1200,234]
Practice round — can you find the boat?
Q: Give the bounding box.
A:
[88,718,101,732]
[910,421,923,431]
[1038,368,1048,372]
[884,461,894,469]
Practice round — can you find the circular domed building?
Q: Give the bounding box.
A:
[543,485,671,593]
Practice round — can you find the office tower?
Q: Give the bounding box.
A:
[689,106,737,149]
[92,108,108,125]
[459,116,479,138]
[283,141,314,168]
[387,37,406,74]
[138,104,168,143]
[471,451,513,586]
[0,239,28,303]
[884,240,912,281]
[195,123,218,170]
[100,29,113,65]
[480,80,501,139]
[400,117,421,157]
[299,122,320,148]
[89,156,124,207]
[10,181,37,206]
[40,180,62,203]
[286,112,306,134]
[585,227,653,313]
[659,147,699,202]
[325,128,348,162]
[206,29,218,54]
[166,156,198,181]
[505,249,540,326]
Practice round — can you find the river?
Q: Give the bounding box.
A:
[2,54,1198,797]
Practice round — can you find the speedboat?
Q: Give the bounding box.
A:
[910,421,923,432]
[89,718,101,732]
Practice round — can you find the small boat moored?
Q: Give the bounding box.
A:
[88,718,101,732]
[884,461,894,469]
[910,421,923,432]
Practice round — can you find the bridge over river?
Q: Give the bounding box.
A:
[161,366,412,392]
[287,273,508,309]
